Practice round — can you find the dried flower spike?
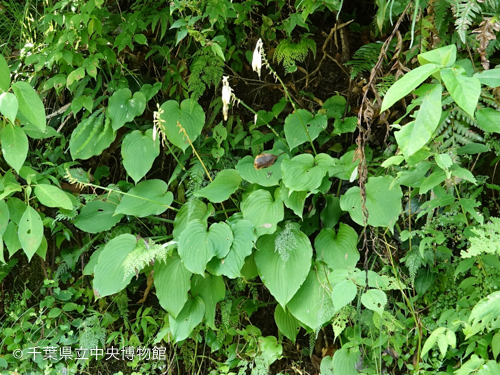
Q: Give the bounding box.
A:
[221,76,232,121]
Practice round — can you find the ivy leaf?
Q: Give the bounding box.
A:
[122,129,160,184]
[115,180,173,217]
[194,169,241,203]
[255,226,312,307]
[108,88,147,131]
[154,253,191,318]
[1,123,28,173]
[159,99,205,152]
[11,81,46,131]
[441,67,481,117]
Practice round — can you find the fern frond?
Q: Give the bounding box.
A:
[461,217,500,258]
[451,0,482,43]
[122,239,176,281]
[346,41,395,79]
[274,36,316,73]
[188,48,224,101]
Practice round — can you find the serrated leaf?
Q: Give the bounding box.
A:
[1,123,28,173]
[122,129,160,183]
[18,205,43,261]
[194,169,241,203]
[154,253,191,318]
[115,180,173,217]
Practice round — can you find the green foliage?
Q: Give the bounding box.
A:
[274,36,316,73]
[188,48,225,101]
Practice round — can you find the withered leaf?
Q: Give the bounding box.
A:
[254,153,278,169]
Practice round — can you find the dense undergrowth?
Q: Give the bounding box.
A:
[1,0,500,374]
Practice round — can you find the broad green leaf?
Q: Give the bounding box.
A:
[474,68,500,87]
[441,67,481,117]
[381,64,439,112]
[287,266,333,329]
[282,154,335,193]
[492,332,500,359]
[340,176,402,228]
[159,99,205,152]
[169,296,205,342]
[284,110,327,149]
[69,110,115,160]
[255,226,312,307]
[178,220,233,274]
[421,327,446,358]
[476,108,500,133]
[395,84,442,157]
[1,123,28,173]
[191,274,225,329]
[320,195,341,228]
[331,279,357,312]
[154,253,191,318]
[194,169,241,203]
[235,153,286,187]
[330,347,360,375]
[67,67,85,86]
[332,117,357,135]
[418,45,456,66]
[12,81,46,131]
[0,92,18,124]
[258,336,283,367]
[280,184,308,219]
[74,200,124,233]
[329,150,358,180]
[360,289,387,316]
[322,95,346,119]
[0,200,9,235]
[115,180,173,217]
[241,188,284,238]
[315,224,359,270]
[0,55,10,93]
[122,129,160,183]
[4,221,21,257]
[93,234,137,298]
[419,169,446,194]
[6,197,25,224]
[35,184,73,210]
[18,205,43,261]
[173,199,210,240]
[207,219,255,278]
[275,305,301,343]
[108,88,147,131]
[457,143,490,155]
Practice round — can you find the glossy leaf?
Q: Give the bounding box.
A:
[74,200,123,233]
[255,226,312,307]
[284,109,327,149]
[1,123,28,173]
[194,169,241,203]
[340,176,402,229]
[69,110,115,160]
[241,188,284,238]
[122,129,160,183]
[93,234,137,298]
[191,274,225,329]
[315,224,359,270]
[395,84,442,157]
[34,184,73,210]
[154,253,191,318]
[159,99,205,152]
[178,220,233,274]
[0,92,18,124]
[18,205,43,261]
[381,64,439,112]
[441,67,481,117]
[108,88,146,130]
[115,180,173,217]
[11,81,46,131]
[169,296,205,342]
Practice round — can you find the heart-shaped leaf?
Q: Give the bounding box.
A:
[241,188,284,238]
[282,154,335,193]
[235,153,287,187]
[122,129,160,183]
[315,224,359,270]
[284,109,327,149]
[115,180,173,217]
[108,88,147,131]
[169,296,205,342]
[191,274,225,329]
[194,169,241,203]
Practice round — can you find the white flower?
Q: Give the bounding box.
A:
[221,76,232,121]
[252,38,263,78]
